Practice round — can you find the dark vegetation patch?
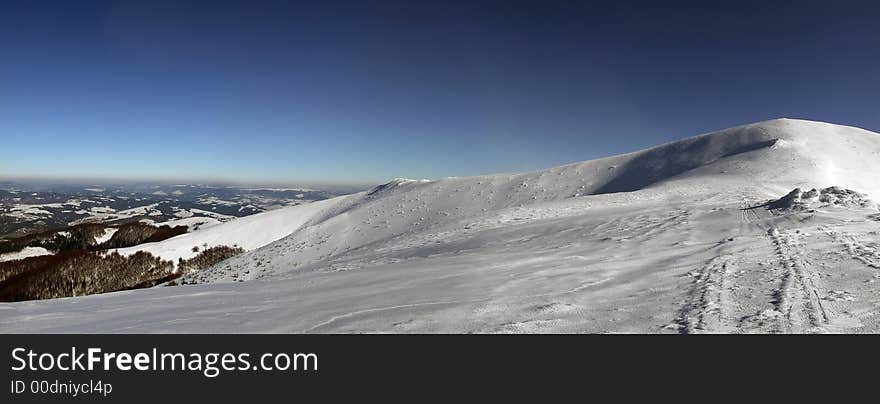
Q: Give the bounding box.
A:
[177,245,245,274]
[97,223,187,249]
[0,220,241,302]
[0,223,105,254]
[0,250,173,302]
[0,222,187,255]
[0,244,246,302]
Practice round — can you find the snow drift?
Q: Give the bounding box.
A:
[762,187,876,212]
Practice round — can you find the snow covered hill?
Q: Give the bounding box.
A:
[113,196,353,264]
[3,118,880,333]
[186,118,880,283]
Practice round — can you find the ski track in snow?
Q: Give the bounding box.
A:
[767,227,830,333]
[678,200,871,334]
[678,255,736,334]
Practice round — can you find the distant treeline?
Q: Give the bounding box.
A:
[0,222,187,255]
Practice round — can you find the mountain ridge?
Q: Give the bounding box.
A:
[4,118,880,333]
[176,118,880,284]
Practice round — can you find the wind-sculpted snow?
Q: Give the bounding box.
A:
[759,187,876,212]
[593,137,780,194]
[2,119,880,333]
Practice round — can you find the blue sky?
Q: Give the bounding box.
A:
[1,0,878,186]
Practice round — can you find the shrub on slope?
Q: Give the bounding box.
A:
[177,245,246,276]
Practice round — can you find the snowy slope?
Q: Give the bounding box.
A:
[114,196,354,264]
[3,118,880,333]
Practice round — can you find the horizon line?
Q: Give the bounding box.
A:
[0,174,376,191]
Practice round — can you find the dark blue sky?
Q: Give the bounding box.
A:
[2,0,878,185]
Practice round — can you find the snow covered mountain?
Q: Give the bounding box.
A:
[3,118,880,333]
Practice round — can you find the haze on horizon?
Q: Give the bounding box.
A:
[2,0,879,185]
[0,172,372,191]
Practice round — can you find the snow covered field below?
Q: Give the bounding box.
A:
[2,118,880,333]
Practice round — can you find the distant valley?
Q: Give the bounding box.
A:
[0,183,340,239]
